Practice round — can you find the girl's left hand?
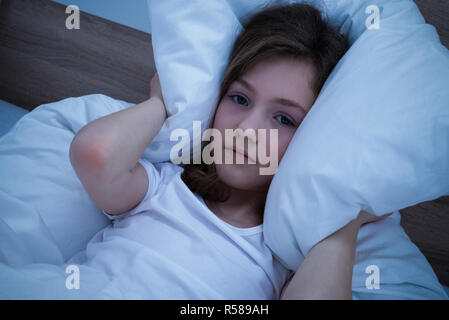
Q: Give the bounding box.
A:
[355,210,393,228]
[335,210,393,242]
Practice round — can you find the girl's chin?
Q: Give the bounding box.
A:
[215,164,271,190]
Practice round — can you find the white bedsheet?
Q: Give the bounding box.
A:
[0,100,28,138]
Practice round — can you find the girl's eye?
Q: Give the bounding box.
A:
[229,95,248,106]
[228,94,295,127]
[275,115,295,127]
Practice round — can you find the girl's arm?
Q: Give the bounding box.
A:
[280,211,392,300]
[70,73,166,215]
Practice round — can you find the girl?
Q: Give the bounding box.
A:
[69,3,389,299]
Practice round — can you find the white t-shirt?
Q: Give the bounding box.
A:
[69,159,291,299]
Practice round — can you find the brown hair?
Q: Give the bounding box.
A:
[180,2,349,202]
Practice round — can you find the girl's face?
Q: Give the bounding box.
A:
[212,57,317,192]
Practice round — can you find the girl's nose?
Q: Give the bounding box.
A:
[236,111,262,144]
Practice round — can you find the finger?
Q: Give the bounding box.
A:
[373,212,393,222]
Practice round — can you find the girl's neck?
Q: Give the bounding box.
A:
[205,187,267,228]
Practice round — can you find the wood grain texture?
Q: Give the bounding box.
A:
[400,197,449,286]
[0,0,155,110]
[0,0,448,287]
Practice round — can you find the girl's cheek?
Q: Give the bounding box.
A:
[280,135,295,160]
[216,103,240,126]
[267,132,289,161]
[212,104,226,127]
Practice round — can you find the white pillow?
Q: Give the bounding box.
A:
[263,0,449,274]
[144,0,241,163]
[0,0,242,263]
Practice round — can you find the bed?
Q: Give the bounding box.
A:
[0,0,448,290]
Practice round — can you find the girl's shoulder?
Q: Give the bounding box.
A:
[153,160,184,171]
[150,160,185,185]
[153,160,184,172]
[140,159,184,175]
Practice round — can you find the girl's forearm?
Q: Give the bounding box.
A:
[281,220,360,300]
[72,97,166,178]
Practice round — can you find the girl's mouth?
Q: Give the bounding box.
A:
[233,147,248,159]
[232,148,253,164]
[221,147,256,164]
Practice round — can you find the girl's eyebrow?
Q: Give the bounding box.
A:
[235,78,307,113]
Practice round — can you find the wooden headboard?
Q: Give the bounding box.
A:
[0,0,155,109]
[0,0,448,287]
